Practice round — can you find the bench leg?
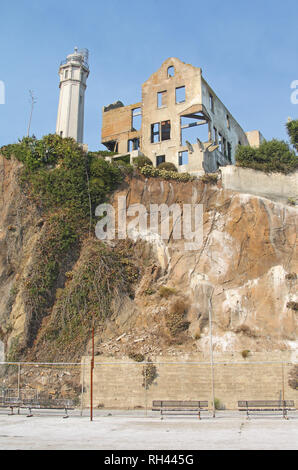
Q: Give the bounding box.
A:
[160,410,163,421]
[198,410,201,420]
[9,406,14,416]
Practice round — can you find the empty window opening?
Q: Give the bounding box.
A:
[176,86,186,104]
[65,70,69,79]
[213,127,218,144]
[151,123,160,143]
[151,121,171,143]
[132,108,142,131]
[157,91,167,108]
[167,66,175,78]
[104,140,119,153]
[226,114,230,129]
[227,142,232,162]
[218,133,224,154]
[179,150,189,166]
[161,120,171,141]
[209,93,214,112]
[181,114,209,146]
[223,137,227,156]
[156,155,165,166]
[128,138,140,152]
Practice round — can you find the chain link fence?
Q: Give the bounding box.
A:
[0,360,297,415]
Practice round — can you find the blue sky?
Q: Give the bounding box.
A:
[0,0,297,150]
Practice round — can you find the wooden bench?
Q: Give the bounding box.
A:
[152,400,209,419]
[0,396,74,418]
[238,400,296,419]
[24,398,74,418]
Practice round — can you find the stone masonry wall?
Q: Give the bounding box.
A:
[82,352,298,411]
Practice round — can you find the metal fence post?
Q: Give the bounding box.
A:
[145,362,148,417]
[17,363,21,400]
[81,358,85,417]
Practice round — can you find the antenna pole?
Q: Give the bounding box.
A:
[27,90,37,137]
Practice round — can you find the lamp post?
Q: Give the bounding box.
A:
[90,325,95,422]
[27,90,37,137]
[208,293,216,418]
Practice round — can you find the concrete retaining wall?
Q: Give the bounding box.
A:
[81,352,298,411]
[220,166,298,204]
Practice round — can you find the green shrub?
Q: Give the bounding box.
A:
[241,350,250,359]
[286,119,298,152]
[200,173,218,184]
[0,134,127,354]
[111,159,134,176]
[140,164,195,182]
[142,360,158,389]
[235,139,297,174]
[286,301,298,311]
[128,352,145,362]
[157,162,178,172]
[133,155,153,169]
[287,197,297,206]
[144,288,155,296]
[235,324,257,337]
[113,154,131,165]
[38,240,139,360]
[214,398,224,410]
[288,365,298,390]
[159,286,177,298]
[285,273,297,281]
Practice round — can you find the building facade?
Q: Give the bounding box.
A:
[101,58,263,174]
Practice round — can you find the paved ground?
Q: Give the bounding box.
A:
[0,410,297,450]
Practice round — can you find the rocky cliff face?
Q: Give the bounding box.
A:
[0,156,297,362]
[0,156,41,358]
[100,175,297,358]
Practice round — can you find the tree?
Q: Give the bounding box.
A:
[235,121,298,174]
[286,119,298,153]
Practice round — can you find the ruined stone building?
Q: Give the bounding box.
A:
[101,58,264,174]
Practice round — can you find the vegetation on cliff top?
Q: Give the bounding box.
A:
[286,119,298,153]
[235,120,298,174]
[0,135,131,358]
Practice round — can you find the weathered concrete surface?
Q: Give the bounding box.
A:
[81,353,298,411]
[221,166,298,203]
[102,57,253,173]
[0,413,297,450]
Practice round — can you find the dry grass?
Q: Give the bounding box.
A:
[165,298,190,338]
[159,286,177,298]
[235,324,258,338]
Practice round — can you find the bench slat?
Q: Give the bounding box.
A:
[238,400,295,408]
[153,400,208,408]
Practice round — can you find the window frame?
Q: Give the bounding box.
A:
[175,86,186,104]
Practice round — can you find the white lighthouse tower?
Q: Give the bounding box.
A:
[56,47,89,144]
